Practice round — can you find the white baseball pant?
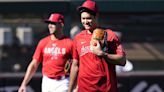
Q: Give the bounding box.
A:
[42,75,69,92]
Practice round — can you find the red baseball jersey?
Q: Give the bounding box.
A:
[73,29,125,92]
[33,35,73,78]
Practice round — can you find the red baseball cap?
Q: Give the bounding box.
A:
[45,13,64,24]
[77,0,98,13]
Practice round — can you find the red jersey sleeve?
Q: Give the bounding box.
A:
[72,37,79,61]
[33,40,43,62]
[106,30,126,56]
[68,38,74,59]
[113,34,125,56]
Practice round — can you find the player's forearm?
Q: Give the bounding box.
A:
[102,52,126,66]
[21,61,39,86]
[68,64,79,92]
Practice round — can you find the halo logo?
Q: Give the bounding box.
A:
[131,81,163,92]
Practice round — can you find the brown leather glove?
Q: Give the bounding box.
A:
[90,28,106,56]
[92,28,105,40]
[91,28,105,46]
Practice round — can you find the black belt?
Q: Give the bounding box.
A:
[50,75,69,80]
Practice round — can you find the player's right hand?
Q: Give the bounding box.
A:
[90,40,104,56]
[18,85,26,92]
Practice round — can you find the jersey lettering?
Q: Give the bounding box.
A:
[44,46,66,60]
[80,46,92,56]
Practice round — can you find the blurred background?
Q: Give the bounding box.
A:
[0,0,164,92]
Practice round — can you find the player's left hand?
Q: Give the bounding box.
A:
[64,59,71,74]
[90,40,104,56]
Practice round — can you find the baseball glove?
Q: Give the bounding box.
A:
[64,59,71,74]
[90,28,108,54]
[92,28,105,40]
[91,28,105,47]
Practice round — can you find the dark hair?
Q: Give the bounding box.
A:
[79,8,96,17]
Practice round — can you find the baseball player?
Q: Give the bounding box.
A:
[18,13,73,92]
[68,0,126,92]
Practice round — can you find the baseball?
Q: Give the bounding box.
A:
[93,42,97,46]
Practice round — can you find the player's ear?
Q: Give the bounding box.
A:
[60,22,64,28]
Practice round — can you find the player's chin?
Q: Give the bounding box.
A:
[49,32,54,34]
[49,31,56,34]
[84,26,92,30]
[83,24,91,29]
